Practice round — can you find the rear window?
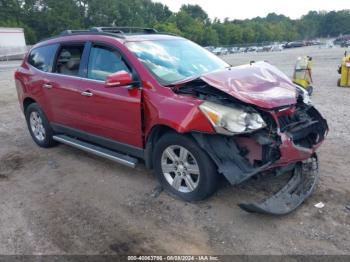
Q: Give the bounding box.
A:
[28,44,58,72]
[54,44,85,76]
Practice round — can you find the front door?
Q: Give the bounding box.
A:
[76,43,143,148]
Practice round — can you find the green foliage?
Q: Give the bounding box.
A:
[179,4,209,24]
[154,21,182,36]
[0,0,349,46]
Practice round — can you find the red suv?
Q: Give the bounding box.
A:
[15,27,328,215]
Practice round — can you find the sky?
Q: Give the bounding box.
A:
[154,0,349,20]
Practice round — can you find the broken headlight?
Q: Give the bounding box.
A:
[199,101,266,135]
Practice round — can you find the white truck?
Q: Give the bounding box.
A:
[0,27,27,59]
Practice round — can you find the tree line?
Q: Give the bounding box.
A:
[0,0,350,45]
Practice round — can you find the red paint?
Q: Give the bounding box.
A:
[235,137,262,164]
[200,62,297,109]
[105,70,133,87]
[15,33,325,169]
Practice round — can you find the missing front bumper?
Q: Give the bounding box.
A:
[239,154,318,215]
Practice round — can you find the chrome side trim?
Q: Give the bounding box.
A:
[51,123,145,159]
[28,63,105,83]
[53,135,137,168]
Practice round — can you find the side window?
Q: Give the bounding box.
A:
[54,44,84,76]
[87,45,130,81]
[28,44,58,72]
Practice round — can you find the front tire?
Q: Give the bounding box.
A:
[153,132,218,201]
[25,103,57,148]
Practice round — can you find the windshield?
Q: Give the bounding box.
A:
[126,39,229,85]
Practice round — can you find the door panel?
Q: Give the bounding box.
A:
[24,43,59,120]
[46,43,87,128]
[47,41,143,148]
[46,74,87,129]
[77,79,143,148]
[73,43,143,148]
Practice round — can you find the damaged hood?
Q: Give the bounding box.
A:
[198,62,297,109]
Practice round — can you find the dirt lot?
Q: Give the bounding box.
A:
[0,46,350,255]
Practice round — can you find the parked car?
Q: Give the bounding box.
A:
[212,47,223,55]
[284,41,304,48]
[204,46,215,52]
[310,40,321,46]
[319,41,334,49]
[221,47,229,55]
[340,41,350,48]
[212,47,229,56]
[263,46,272,52]
[247,46,258,52]
[15,27,328,215]
[270,44,283,52]
[228,47,238,54]
[256,47,264,52]
[238,47,246,53]
[334,36,350,46]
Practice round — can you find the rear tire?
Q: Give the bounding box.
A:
[25,103,57,148]
[153,132,218,201]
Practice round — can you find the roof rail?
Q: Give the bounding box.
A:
[60,29,90,36]
[58,29,126,39]
[57,27,176,39]
[90,27,158,34]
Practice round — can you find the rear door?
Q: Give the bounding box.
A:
[47,42,88,128]
[76,42,143,148]
[24,44,59,119]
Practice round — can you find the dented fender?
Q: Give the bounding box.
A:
[143,88,215,141]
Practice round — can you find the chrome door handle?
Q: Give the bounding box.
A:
[81,91,93,97]
[43,83,52,89]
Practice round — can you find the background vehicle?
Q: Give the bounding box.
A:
[220,47,229,55]
[212,47,229,56]
[340,41,350,48]
[284,41,304,48]
[15,27,328,215]
[271,44,283,51]
[256,47,264,52]
[212,47,223,55]
[0,27,27,60]
[238,47,246,53]
[247,46,258,52]
[228,47,238,54]
[334,35,350,46]
[204,46,215,52]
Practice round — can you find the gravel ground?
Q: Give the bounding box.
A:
[0,46,350,255]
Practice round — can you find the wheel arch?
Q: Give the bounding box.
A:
[23,97,37,113]
[144,124,178,169]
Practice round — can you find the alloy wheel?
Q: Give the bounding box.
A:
[161,145,200,193]
[29,111,46,141]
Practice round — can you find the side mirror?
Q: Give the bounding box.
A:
[105,70,133,87]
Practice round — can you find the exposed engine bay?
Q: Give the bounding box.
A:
[174,78,328,215]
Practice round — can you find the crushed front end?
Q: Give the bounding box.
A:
[193,102,328,215]
[176,75,328,215]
